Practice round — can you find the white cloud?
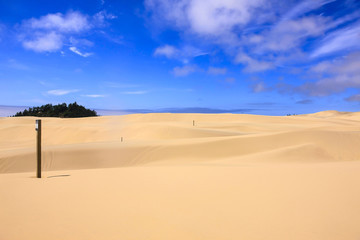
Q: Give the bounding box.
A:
[146,0,266,37]
[296,99,313,104]
[172,65,198,76]
[47,89,79,96]
[20,11,89,53]
[207,67,227,75]
[94,10,117,26]
[69,46,93,57]
[26,11,90,33]
[327,10,360,29]
[187,0,264,36]
[309,52,360,76]
[293,52,360,96]
[69,37,94,47]
[345,94,360,102]
[236,53,273,72]
[251,82,268,93]
[154,45,178,58]
[154,44,207,63]
[258,16,328,52]
[19,11,115,53]
[82,94,106,98]
[146,0,360,99]
[311,21,360,58]
[122,91,148,95]
[146,0,360,78]
[246,4,359,61]
[281,0,335,21]
[22,31,63,52]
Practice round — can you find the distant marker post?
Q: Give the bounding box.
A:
[35,119,42,178]
[193,120,195,126]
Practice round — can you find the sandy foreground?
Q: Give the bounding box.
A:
[1,111,360,239]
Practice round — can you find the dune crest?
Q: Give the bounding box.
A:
[1,112,360,173]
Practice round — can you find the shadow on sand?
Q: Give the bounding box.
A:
[47,174,71,178]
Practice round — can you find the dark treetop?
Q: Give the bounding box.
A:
[13,102,98,118]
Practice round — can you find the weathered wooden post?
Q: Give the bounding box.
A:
[193,120,195,126]
[35,119,42,178]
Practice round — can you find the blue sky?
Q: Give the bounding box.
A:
[0,0,360,115]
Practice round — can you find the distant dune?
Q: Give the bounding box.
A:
[1,112,360,240]
[1,112,360,173]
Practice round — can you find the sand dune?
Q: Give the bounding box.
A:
[1,113,360,172]
[1,112,360,239]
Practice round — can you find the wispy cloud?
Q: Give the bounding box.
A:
[0,23,5,42]
[121,91,148,95]
[207,67,227,75]
[47,89,79,96]
[146,0,360,84]
[154,44,207,63]
[82,94,106,98]
[236,53,274,72]
[20,11,89,52]
[22,31,63,52]
[311,21,360,58]
[172,65,198,77]
[253,16,328,54]
[224,77,236,84]
[98,31,124,45]
[19,10,116,54]
[69,37,94,47]
[281,0,335,21]
[345,94,360,102]
[296,99,313,104]
[154,45,178,58]
[279,51,360,96]
[25,11,90,33]
[6,59,30,70]
[69,46,93,57]
[251,82,269,93]
[145,0,266,38]
[93,10,117,26]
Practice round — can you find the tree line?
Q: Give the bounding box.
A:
[13,102,98,118]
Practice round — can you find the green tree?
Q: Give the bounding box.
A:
[13,102,98,118]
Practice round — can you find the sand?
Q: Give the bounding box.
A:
[1,111,360,239]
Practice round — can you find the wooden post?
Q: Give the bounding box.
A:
[193,120,195,126]
[121,137,123,142]
[36,119,41,178]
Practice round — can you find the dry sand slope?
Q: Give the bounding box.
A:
[1,111,360,240]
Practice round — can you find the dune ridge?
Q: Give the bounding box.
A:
[1,113,360,173]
